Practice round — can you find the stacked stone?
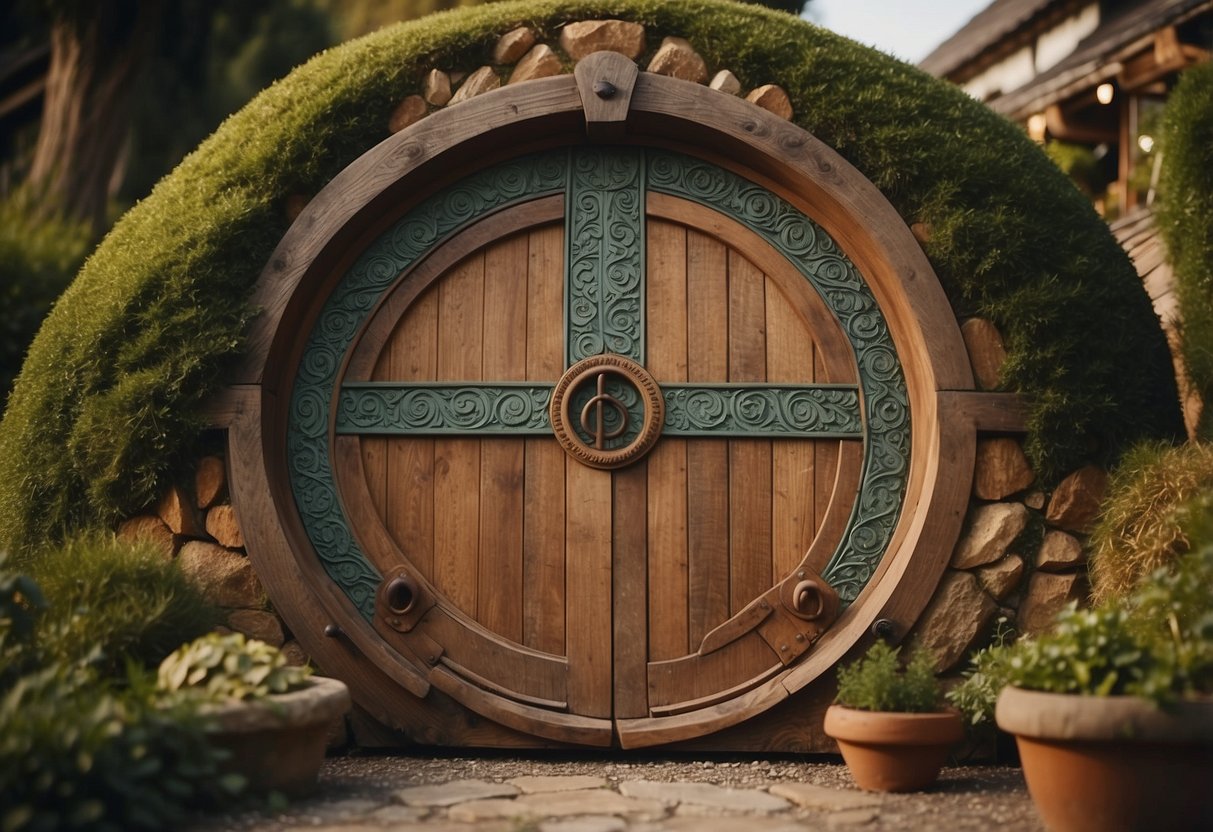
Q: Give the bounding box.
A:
[908,318,1107,673]
[117,455,307,666]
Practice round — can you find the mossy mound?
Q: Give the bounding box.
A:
[0,0,1183,551]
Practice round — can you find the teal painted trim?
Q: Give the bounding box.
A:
[565,148,645,364]
[337,383,552,435]
[663,384,861,438]
[646,151,911,602]
[287,154,567,619]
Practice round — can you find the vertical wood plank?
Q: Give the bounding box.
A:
[766,278,817,581]
[479,234,528,641]
[565,462,613,717]
[814,349,840,535]
[685,229,731,643]
[387,288,438,579]
[434,255,484,614]
[728,250,772,614]
[613,462,649,717]
[646,219,689,661]
[523,223,566,654]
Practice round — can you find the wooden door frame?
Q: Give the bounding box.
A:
[224,51,1012,747]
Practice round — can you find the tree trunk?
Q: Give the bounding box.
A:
[28,2,157,236]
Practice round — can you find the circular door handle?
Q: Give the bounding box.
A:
[385,575,418,616]
[792,580,825,620]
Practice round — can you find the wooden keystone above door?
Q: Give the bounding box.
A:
[225,51,1020,750]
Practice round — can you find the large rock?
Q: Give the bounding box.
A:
[908,570,997,672]
[745,84,793,120]
[975,553,1024,600]
[388,95,427,133]
[205,503,244,549]
[509,44,563,84]
[422,69,452,105]
[1018,571,1086,635]
[1046,465,1108,532]
[157,484,204,537]
[709,70,741,95]
[961,318,1007,390]
[449,66,501,105]
[646,37,708,83]
[117,514,178,559]
[178,541,265,608]
[1036,530,1085,571]
[559,20,646,60]
[974,438,1034,500]
[950,502,1030,569]
[194,455,226,509]
[227,609,284,647]
[493,26,536,64]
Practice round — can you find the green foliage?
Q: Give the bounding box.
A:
[944,616,1016,726]
[0,0,1181,551]
[0,560,242,832]
[834,641,943,713]
[0,195,91,404]
[1158,62,1213,438]
[1087,441,1213,604]
[1044,140,1105,197]
[27,533,221,677]
[158,632,311,702]
[950,547,1213,723]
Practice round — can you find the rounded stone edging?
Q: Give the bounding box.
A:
[199,675,351,733]
[995,685,1213,743]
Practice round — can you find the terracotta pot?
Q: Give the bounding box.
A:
[823,704,964,792]
[202,675,350,795]
[996,686,1213,832]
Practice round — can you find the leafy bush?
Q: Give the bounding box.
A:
[158,632,311,701]
[835,641,942,713]
[0,0,1181,552]
[28,534,221,677]
[0,195,91,405]
[1087,441,1213,603]
[1157,62,1213,437]
[944,616,1015,726]
[949,546,1213,723]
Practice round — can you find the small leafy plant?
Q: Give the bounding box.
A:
[158,632,311,702]
[835,641,943,713]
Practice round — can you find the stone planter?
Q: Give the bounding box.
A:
[823,704,964,792]
[202,676,350,795]
[995,686,1213,832]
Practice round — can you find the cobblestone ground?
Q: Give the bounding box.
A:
[193,752,1044,832]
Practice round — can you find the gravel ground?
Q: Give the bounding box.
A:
[194,751,1045,832]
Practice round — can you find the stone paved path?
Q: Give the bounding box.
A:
[193,753,1044,832]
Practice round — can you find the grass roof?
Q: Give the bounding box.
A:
[0,0,1183,551]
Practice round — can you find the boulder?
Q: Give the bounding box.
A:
[448,66,500,105]
[908,570,997,672]
[178,541,265,608]
[974,438,1034,500]
[157,483,204,537]
[422,69,452,105]
[961,318,1007,390]
[745,84,793,119]
[493,26,536,64]
[1036,530,1085,572]
[975,553,1024,600]
[388,95,427,133]
[228,609,285,646]
[1018,571,1086,635]
[205,503,244,549]
[950,502,1030,569]
[117,514,178,559]
[709,70,741,95]
[559,20,646,60]
[194,455,226,509]
[1046,465,1108,532]
[509,44,563,84]
[646,37,708,83]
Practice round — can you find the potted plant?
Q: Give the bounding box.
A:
[823,640,963,792]
[157,632,350,796]
[952,547,1213,832]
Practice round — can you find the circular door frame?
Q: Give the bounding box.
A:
[227,51,978,747]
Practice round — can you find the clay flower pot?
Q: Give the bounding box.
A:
[823,704,964,792]
[996,686,1213,832]
[202,675,350,795]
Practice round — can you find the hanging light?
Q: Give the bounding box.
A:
[1096,83,1115,104]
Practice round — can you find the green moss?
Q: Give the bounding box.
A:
[0,0,1182,550]
[1158,62,1213,438]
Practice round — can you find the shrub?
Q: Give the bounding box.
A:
[835,641,942,713]
[1157,61,1213,437]
[158,632,311,702]
[28,534,221,678]
[1087,441,1213,603]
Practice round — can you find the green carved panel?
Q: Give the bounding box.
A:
[663,385,861,438]
[337,384,552,435]
[565,149,645,364]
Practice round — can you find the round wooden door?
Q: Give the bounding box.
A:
[232,56,979,750]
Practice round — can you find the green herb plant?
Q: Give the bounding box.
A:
[835,641,943,713]
[158,632,311,702]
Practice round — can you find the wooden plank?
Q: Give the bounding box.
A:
[728,250,772,614]
[646,218,689,662]
[522,223,566,654]
[387,286,438,579]
[813,349,840,536]
[613,462,649,718]
[478,233,528,642]
[648,631,778,709]
[565,462,613,718]
[766,275,817,582]
[434,254,484,615]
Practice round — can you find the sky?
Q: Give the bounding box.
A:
[807,0,992,64]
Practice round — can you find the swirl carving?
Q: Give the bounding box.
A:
[566,149,644,363]
[336,385,553,434]
[662,385,862,437]
[647,150,911,602]
[287,154,567,618]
